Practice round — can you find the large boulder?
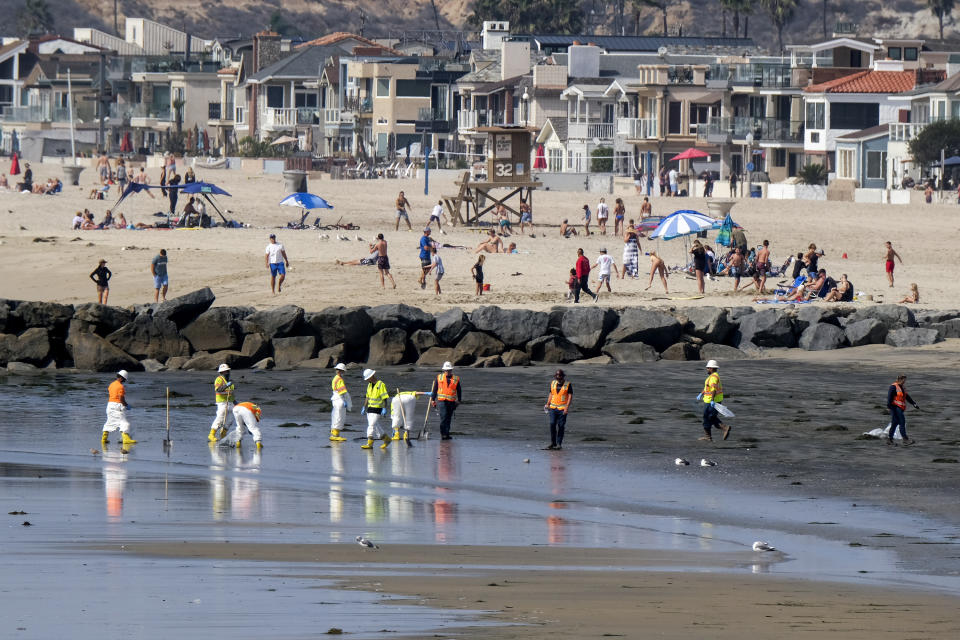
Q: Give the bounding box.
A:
[417,347,466,367]
[410,329,439,355]
[307,306,374,353]
[366,328,409,366]
[153,287,216,328]
[699,343,751,361]
[683,307,733,344]
[71,303,135,337]
[849,304,916,331]
[106,315,190,361]
[794,306,846,333]
[470,306,549,348]
[183,350,247,371]
[0,299,16,333]
[727,306,755,323]
[930,318,960,340]
[240,333,271,362]
[501,349,531,367]
[885,327,941,347]
[798,323,845,351]
[605,308,681,352]
[367,303,434,332]
[916,310,960,324]
[560,307,618,353]
[660,342,698,361]
[526,335,582,363]
[453,331,506,364]
[66,332,140,372]
[312,343,346,368]
[0,329,52,366]
[434,308,474,345]
[602,342,658,363]
[844,318,887,347]
[13,301,74,333]
[735,309,796,348]
[243,305,305,339]
[272,336,318,368]
[181,306,250,352]
[140,358,167,372]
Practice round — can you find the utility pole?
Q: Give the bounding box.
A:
[114,0,119,36]
[98,52,106,152]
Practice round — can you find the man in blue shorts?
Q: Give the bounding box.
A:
[417,227,435,289]
[151,248,169,302]
[265,233,290,294]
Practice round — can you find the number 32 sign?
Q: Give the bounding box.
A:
[494,162,513,177]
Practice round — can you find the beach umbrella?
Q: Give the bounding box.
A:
[279,192,334,210]
[650,210,716,240]
[10,151,20,175]
[120,132,133,152]
[270,135,298,146]
[181,181,230,196]
[671,148,710,161]
[533,144,547,170]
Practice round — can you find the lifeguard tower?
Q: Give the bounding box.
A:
[443,126,541,226]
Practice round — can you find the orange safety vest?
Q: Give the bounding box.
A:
[108,379,125,403]
[332,373,347,395]
[548,380,571,410]
[436,374,459,402]
[702,372,723,403]
[237,401,262,421]
[892,383,906,409]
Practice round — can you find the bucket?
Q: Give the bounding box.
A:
[483,284,491,291]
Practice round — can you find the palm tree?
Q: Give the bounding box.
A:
[634,0,668,36]
[16,0,53,35]
[759,0,797,54]
[928,0,956,41]
[720,0,752,37]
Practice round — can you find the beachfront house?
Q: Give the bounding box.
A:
[833,124,892,202]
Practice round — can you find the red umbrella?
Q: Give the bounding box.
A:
[671,147,710,161]
[10,151,20,175]
[533,144,547,170]
[120,132,133,152]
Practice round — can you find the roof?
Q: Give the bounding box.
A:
[248,44,348,82]
[0,39,28,61]
[922,71,960,93]
[531,34,756,53]
[787,37,882,53]
[804,70,916,94]
[297,32,402,56]
[536,117,568,143]
[837,124,889,141]
[472,74,526,95]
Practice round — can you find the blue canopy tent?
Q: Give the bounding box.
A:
[113,181,232,225]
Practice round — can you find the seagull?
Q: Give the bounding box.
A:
[674,457,690,466]
[700,458,717,467]
[354,235,364,242]
[90,448,101,455]
[356,535,379,549]
[752,540,776,552]
[318,233,330,240]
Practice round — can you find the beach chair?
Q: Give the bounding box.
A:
[771,275,806,300]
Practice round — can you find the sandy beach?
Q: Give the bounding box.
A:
[0,161,953,311]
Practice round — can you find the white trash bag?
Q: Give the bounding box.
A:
[713,403,735,418]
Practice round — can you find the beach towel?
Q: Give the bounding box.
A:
[622,238,639,277]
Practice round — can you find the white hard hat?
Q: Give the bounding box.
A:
[705,360,719,369]
[334,363,347,371]
[362,368,375,380]
[441,361,454,371]
[218,363,231,372]
[117,370,129,380]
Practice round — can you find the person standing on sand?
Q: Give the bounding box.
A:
[102,370,137,445]
[329,363,351,442]
[690,240,707,294]
[596,197,609,235]
[613,197,625,236]
[90,259,111,304]
[417,227,435,289]
[395,191,412,231]
[265,233,290,294]
[574,248,597,303]
[621,220,640,278]
[472,255,485,296]
[543,369,572,450]
[582,204,591,236]
[209,364,235,442]
[593,247,617,292]
[698,360,730,442]
[372,233,396,289]
[428,244,444,295]
[430,361,461,440]
[754,240,770,293]
[167,169,181,214]
[884,241,903,288]
[151,249,168,302]
[887,374,920,446]
[645,251,669,293]
[360,369,392,450]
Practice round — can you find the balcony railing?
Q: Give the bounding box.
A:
[343,96,372,113]
[568,121,615,140]
[1,104,98,123]
[418,107,449,121]
[616,117,658,139]
[706,63,793,89]
[129,104,172,121]
[668,65,695,85]
[890,122,926,142]
[697,117,804,144]
[458,110,512,130]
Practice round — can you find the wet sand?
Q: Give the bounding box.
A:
[3,346,960,638]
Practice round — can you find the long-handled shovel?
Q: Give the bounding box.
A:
[162,387,172,451]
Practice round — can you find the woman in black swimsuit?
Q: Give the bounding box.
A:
[472,255,485,296]
[690,240,707,294]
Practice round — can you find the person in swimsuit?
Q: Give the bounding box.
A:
[613,197,625,236]
[372,233,396,289]
[90,259,111,304]
[898,283,919,304]
[644,251,669,293]
[395,191,412,231]
[754,239,770,294]
[639,196,652,219]
[472,255,485,296]
[823,273,853,302]
[690,240,707,294]
[884,241,903,288]
[474,229,504,253]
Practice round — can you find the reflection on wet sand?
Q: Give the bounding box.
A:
[329,443,345,534]
[102,447,127,523]
[206,443,261,520]
[433,442,458,543]
[547,459,568,544]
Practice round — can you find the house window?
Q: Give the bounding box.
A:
[668,101,682,134]
[548,148,563,172]
[689,102,719,132]
[396,79,430,97]
[904,47,918,61]
[837,148,855,179]
[773,148,787,167]
[376,78,390,97]
[295,92,317,108]
[266,85,284,109]
[832,102,879,129]
[866,150,887,180]
[805,102,824,129]
[887,47,902,60]
[951,101,960,119]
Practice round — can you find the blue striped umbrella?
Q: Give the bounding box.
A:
[650,210,717,241]
[279,192,334,209]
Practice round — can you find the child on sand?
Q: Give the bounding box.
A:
[565,268,577,301]
[899,283,920,304]
[472,255,485,296]
[428,245,444,295]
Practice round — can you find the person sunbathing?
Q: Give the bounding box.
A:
[559,219,577,237]
[114,212,128,229]
[81,212,97,230]
[823,274,853,302]
[336,252,379,266]
[787,269,827,301]
[898,283,920,304]
[474,229,504,253]
[97,210,114,229]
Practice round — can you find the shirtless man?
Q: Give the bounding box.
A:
[559,219,577,238]
[371,233,396,289]
[336,252,378,266]
[395,191,412,231]
[134,166,155,198]
[96,153,111,185]
[474,229,504,253]
[721,248,744,290]
[884,241,903,288]
[640,196,652,218]
[755,239,770,293]
[644,251,669,293]
[823,273,852,302]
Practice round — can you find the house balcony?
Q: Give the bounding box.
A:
[323,108,355,130]
[616,117,659,140]
[416,107,453,134]
[706,63,793,90]
[343,96,372,113]
[457,109,513,132]
[263,107,319,130]
[0,105,88,124]
[568,121,615,141]
[129,104,173,129]
[890,122,927,142]
[697,117,803,145]
[207,102,235,127]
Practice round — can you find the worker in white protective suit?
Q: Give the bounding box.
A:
[209,363,235,442]
[102,370,137,445]
[391,391,421,447]
[229,401,263,449]
[329,363,351,442]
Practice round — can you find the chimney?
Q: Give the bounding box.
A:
[253,30,282,73]
[501,39,530,81]
[568,43,601,78]
[482,21,510,50]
